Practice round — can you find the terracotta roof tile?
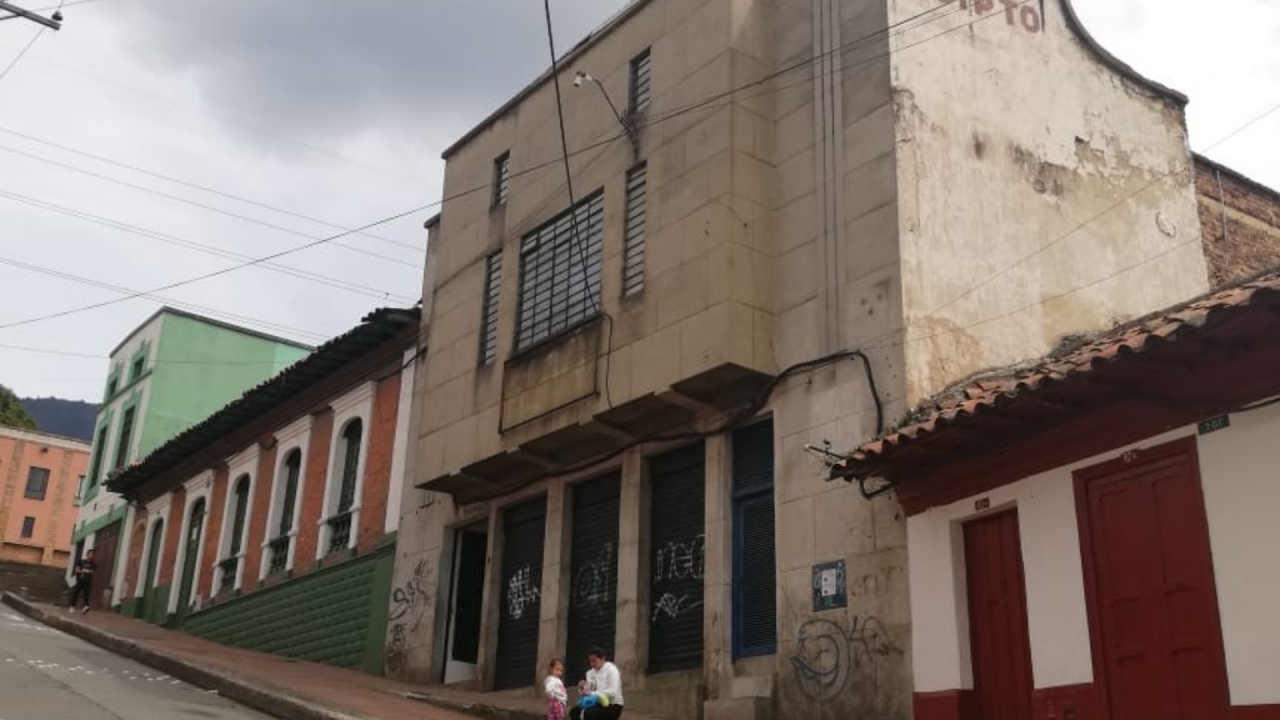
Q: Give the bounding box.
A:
[835,269,1280,478]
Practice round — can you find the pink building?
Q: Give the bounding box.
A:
[0,427,90,568]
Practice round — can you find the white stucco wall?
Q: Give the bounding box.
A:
[1196,401,1280,707]
[909,415,1280,706]
[889,0,1209,402]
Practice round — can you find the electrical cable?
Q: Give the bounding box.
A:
[0,202,431,330]
[542,0,615,409]
[0,26,43,84]
[0,127,420,252]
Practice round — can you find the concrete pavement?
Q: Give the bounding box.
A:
[0,604,273,720]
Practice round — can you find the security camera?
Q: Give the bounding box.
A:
[572,71,587,88]
[52,10,63,21]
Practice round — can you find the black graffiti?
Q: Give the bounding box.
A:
[788,617,902,703]
[389,558,428,622]
[386,558,429,675]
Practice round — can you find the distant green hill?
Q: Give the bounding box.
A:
[19,396,99,441]
[1,385,36,431]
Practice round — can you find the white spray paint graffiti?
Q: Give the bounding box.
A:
[652,592,702,621]
[506,566,541,620]
[572,543,614,610]
[653,534,705,584]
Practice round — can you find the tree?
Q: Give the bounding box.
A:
[0,384,37,431]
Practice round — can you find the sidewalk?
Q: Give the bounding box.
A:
[1,592,664,720]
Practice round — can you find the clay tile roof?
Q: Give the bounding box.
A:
[834,269,1280,480]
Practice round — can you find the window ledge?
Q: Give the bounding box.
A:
[507,314,603,366]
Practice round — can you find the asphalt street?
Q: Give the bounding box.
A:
[0,606,273,720]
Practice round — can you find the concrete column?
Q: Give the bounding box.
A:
[476,504,502,691]
[537,480,570,682]
[702,434,733,701]
[613,448,645,678]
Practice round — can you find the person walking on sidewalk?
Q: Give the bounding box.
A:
[570,647,623,720]
[68,549,96,614]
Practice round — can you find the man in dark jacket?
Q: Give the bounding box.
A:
[69,549,96,614]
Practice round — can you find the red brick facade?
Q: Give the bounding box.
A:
[112,310,417,621]
[294,409,334,570]
[357,374,400,554]
[1196,156,1280,289]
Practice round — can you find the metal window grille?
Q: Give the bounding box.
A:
[623,164,647,297]
[20,516,34,538]
[217,557,238,594]
[479,251,502,365]
[493,152,511,206]
[327,512,353,554]
[630,49,651,112]
[267,536,290,575]
[515,192,604,350]
[24,467,49,501]
[732,419,777,658]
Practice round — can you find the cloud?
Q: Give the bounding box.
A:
[107,0,629,150]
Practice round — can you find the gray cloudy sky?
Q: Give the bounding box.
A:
[0,0,1276,403]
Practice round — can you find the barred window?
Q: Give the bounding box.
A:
[630,49,651,112]
[493,152,511,207]
[24,467,50,501]
[623,164,647,297]
[516,192,604,351]
[480,251,502,365]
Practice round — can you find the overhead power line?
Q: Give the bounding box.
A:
[0,127,424,254]
[0,201,432,330]
[0,256,329,341]
[0,186,417,303]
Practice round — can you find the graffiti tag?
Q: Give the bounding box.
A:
[940,0,1042,34]
[386,558,430,675]
[652,592,702,622]
[789,617,902,702]
[572,544,614,610]
[653,534,705,584]
[506,566,541,620]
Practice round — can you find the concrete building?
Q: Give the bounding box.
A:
[74,308,312,609]
[389,0,1236,718]
[831,270,1280,719]
[0,427,89,568]
[105,308,420,674]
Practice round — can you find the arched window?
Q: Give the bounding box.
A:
[324,419,363,555]
[218,475,250,593]
[337,420,362,514]
[267,450,302,575]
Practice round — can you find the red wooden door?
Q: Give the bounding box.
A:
[964,509,1034,720]
[1079,440,1230,720]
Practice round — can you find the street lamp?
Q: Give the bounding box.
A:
[573,71,640,156]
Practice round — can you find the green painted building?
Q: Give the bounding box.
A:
[71,308,312,605]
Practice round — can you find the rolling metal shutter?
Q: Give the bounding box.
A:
[733,420,777,657]
[647,442,706,673]
[565,472,621,683]
[495,497,547,690]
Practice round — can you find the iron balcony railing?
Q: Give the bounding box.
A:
[326,512,353,555]
[216,557,239,595]
[267,536,290,575]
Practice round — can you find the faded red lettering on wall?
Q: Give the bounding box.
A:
[939,0,1043,34]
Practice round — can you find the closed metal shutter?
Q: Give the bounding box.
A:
[565,472,621,683]
[495,497,547,690]
[647,442,706,673]
[733,420,777,657]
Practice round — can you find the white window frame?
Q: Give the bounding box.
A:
[133,493,173,597]
[168,471,213,615]
[259,415,313,579]
[317,382,375,559]
[215,448,258,593]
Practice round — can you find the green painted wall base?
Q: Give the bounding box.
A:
[180,547,395,674]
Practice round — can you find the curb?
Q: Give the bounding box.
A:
[1,591,370,720]
[404,691,543,720]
